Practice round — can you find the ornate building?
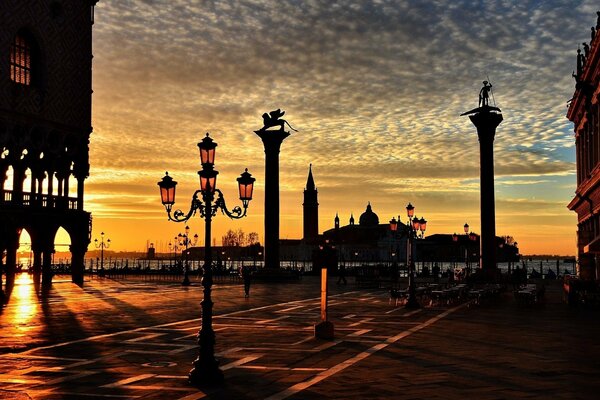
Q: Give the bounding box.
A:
[0,1,99,286]
[302,164,318,241]
[567,12,600,280]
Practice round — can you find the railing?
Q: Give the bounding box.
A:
[0,189,79,210]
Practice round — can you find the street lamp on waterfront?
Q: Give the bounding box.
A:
[454,223,478,273]
[158,132,255,386]
[94,232,110,277]
[178,226,198,286]
[390,203,427,309]
[168,237,179,267]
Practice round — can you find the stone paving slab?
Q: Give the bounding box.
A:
[1,275,600,399]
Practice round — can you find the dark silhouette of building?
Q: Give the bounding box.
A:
[303,164,318,241]
[0,1,99,286]
[568,11,600,280]
[323,203,407,263]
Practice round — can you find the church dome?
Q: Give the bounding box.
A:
[359,202,379,226]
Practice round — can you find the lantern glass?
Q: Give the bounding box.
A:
[419,217,427,232]
[158,172,177,208]
[412,216,420,231]
[464,223,469,233]
[199,169,218,194]
[452,233,458,242]
[406,203,415,218]
[237,168,256,206]
[197,133,217,166]
[389,217,398,232]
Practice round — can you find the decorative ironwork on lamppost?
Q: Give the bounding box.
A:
[177,226,198,286]
[94,232,110,277]
[389,203,427,309]
[157,132,255,386]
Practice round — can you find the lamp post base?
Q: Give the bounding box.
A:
[188,357,224,386]
[404,295,421,309]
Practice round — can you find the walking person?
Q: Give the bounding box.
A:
[241,265,252,298]
[337,263,347,285]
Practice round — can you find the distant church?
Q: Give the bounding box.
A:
[0,1,99,285]
[281,164,407,264]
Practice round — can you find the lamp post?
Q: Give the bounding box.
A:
[452,223,476,274]
[94,232,110,277]
[158,132,255,386]
[389,203,427,309]
[168,237,179,269]
[178,226,198,286]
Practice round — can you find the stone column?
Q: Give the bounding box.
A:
[77,177,84,210]
[70,244,86,286]
[32,247,42,275]
[466,107,503,273]
[254,129,290,269]
[4,240,18,283]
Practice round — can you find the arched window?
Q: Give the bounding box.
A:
[10,34,32,85]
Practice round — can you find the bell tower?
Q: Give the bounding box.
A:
[303,164,319,241]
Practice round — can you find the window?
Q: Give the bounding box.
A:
[10,35,32,85]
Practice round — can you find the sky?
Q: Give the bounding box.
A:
[80,0,598,256]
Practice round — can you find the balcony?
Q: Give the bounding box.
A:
[1,189,79,210]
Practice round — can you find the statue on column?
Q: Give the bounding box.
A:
[461,81,501,116]
[479,81,493,107]
[258,109,298,132]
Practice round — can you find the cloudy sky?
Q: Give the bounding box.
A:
[85,0,597,255]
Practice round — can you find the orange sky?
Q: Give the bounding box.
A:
[45,1,596,257]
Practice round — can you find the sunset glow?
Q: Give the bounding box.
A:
[84,1,596,255]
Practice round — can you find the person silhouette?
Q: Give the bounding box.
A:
[337,263,347,285]
[241,265,252,298]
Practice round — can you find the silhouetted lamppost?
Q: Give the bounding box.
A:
[168,236,179,268]
[94,232,110,277]
[390,203,427,309]
[178,226,198,286]
[158,133,255,385]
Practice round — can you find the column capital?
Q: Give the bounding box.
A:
[255,129,291,152]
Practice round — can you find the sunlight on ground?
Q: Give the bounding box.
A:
[11,274,39,329]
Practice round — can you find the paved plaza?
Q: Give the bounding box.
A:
[1,274,599,399]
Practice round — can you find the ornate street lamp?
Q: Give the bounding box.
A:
[178,226,198,286]
[157,132,255,386]
[94,232,110,277]
[389,203,427,309]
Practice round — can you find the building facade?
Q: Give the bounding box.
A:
[567,12,600,280]
[0,1,98,285]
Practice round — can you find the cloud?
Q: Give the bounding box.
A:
[86,0,595,254]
